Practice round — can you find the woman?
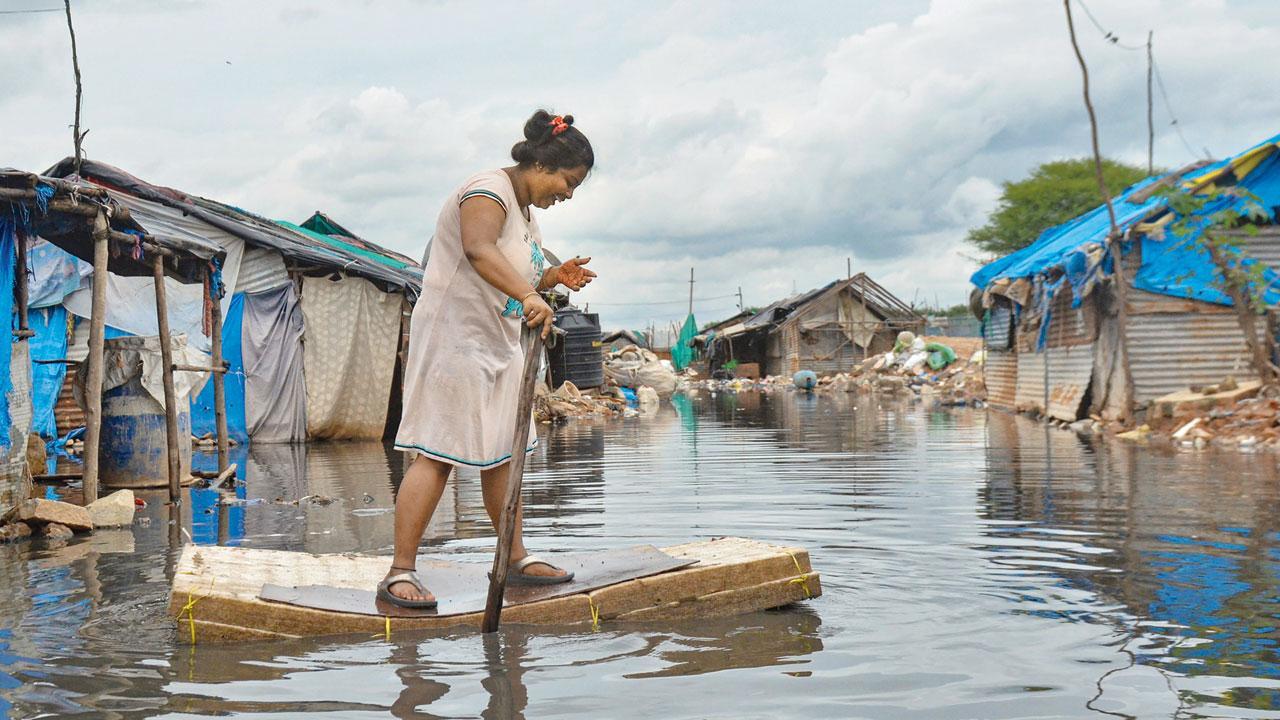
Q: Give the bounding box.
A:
[379,110,596,608]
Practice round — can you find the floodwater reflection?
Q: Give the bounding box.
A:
[1,390,1279,717]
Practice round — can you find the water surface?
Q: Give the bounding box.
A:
[2,390,1279,718]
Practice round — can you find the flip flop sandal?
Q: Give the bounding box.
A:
[504,555,575,586]
[377,569,438,609]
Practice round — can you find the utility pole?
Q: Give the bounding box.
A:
[737,286,744,312]
[687,267,694,317]
[1152,30,1162,174]
[64,0,85,174]
[847,257,851,279]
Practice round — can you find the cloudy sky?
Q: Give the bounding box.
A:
[2,0,1277,330]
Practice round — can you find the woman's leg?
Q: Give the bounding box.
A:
[385,453,452,601]
[480,462,567,579]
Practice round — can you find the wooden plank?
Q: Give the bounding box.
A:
[169,537,820,644]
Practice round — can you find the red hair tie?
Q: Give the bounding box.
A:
[549,115,570,136]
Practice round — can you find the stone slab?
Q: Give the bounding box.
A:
[18,498,92,532]
[86,489,136,528]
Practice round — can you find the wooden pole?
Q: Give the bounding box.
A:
[63,0,85,175]
[208,268,229,475]
[1152,31,1162,175]
[482,326,547,633]
[81,209,110,504]
[152,256,183,502]
[687,267,694,317]
[14,229,28,336]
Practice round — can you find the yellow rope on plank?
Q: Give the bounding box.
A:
[787,553,812,598]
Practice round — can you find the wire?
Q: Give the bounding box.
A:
[585,293,738,307]
[1152,57,1204,159]
[1072,0,1207,160]
[0,7,62,14]
[1073,0,1145,50]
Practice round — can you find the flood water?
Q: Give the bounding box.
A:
[3,390,1280,719]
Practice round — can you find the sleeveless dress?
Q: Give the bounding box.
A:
[394,170,546,468]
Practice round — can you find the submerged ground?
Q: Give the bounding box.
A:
[2,390,1278,719]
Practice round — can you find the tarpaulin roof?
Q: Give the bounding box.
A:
[43,159,421,298]
[970,132,1280,308]
[1,168,222,282]
[300,211,420,270]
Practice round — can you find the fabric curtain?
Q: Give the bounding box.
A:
[300,275,401,440]
[27,306,69,439]
[243,284,307,443]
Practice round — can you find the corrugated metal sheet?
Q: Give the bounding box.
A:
[55,369,84,436]
[984,306,1013,349]
[235,246,291,294]
[1015,343,1094,421]
[1046,343,1094,420]
[1045,292,1096,348]
[1127,309,1259,404]
[1015,351,1045,414]
[985,350,1018,410]
[1241,229,1280,272]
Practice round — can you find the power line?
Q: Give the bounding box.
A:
[1071,0,1205,161]
[0,7,62,14]
[1073,0,1144,50]
[1152,57,1204,159]
[585,293,739,307]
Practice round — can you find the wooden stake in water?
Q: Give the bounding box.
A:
[482,325,547,633]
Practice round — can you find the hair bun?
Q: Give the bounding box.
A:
[563,115,575,125]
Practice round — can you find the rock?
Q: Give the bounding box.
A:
[42,522,73,540]
[25,434,46,475]
[18,499,93,532]
[0,522,32,543]
[1068,419,1093,435]
[86,490,135,528]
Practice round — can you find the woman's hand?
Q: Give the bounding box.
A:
[555,256,596,291]
[522,293,555,338]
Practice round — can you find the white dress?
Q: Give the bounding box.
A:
[394,170,545,468]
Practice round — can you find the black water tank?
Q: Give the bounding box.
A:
[548,307,604,389]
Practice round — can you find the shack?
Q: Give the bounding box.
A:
[34,160,422,445]
[1,167,226,508]
[971,132,1280,422]
[708,274,923,377]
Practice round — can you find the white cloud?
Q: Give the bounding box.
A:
[1,0,1277,330]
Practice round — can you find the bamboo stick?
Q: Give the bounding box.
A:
[81,209,110,504]
[208,271,230,475]
[152,256,183,502]
[482,326,547,633]
[15,228,28,336]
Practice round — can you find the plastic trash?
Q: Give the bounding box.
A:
[793,370,818,390]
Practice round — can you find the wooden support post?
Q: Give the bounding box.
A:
[208,267,230,475]
[14,228,28,336]
[152,256,183,502]
[81,209,110,504]
[482,326,547,633]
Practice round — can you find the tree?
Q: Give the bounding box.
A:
[967,158,1151,257]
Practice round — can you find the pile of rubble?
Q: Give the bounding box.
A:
[534,380,629,422]
[1129,387,1280,452]
[0,490,138,544]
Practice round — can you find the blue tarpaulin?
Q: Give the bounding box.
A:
[27,306,68,439]
[190,292,248,443]
[971,132,1280,309]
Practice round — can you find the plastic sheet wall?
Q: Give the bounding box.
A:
[1,343,32,514]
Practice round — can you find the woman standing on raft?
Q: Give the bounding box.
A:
[379,110,596,608]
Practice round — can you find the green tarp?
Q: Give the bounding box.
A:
[274,220,414,271]
[671,314,699,371]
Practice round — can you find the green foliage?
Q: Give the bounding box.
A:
[967,158,1151,257]
[1156,184,1270,313]
[722,359,739,372]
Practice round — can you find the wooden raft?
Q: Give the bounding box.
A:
[169,537,821,643]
